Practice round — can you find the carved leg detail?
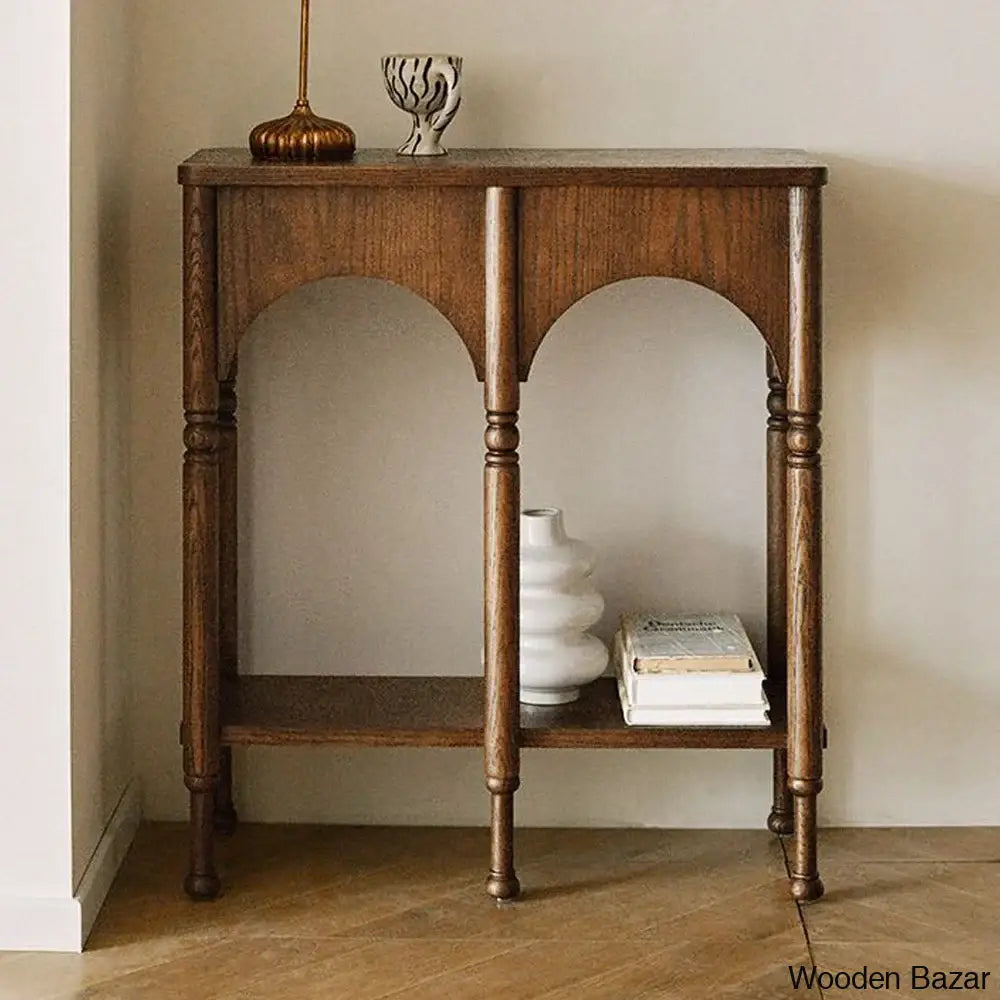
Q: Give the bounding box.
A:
[484,419,520,902]
[786,185,824,903]
[183,413,223,898]
[182,185,222,900]
[485,782,520,901]
[185,782,221,901]
[483,186,521,902]
[786,417,825,902]
[790,779,824,902]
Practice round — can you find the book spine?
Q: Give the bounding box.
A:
[627,665,764,706]
[616,651,769,726]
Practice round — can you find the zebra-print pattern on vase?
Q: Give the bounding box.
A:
[381,54,463,156]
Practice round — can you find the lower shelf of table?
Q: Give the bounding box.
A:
[220,675,786,750]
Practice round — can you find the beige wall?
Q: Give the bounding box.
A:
[71,0,134,881]
[131,0,1000,826]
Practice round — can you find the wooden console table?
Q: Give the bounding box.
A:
[178,148,828,904]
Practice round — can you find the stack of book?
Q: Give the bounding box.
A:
[614,612,769,726]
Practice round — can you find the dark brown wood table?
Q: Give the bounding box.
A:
[178,148,828,904]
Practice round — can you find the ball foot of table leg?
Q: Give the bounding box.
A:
[790,874,824,903]
[768,808,794,835]
[184,872,221,901]
[486,871,520,901]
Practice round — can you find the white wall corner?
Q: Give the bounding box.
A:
[76,780,142,949]
[0,780,141,953]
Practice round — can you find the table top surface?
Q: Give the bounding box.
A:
[179,148,828,188]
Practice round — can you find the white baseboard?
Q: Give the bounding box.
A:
[76,779,142,947]
[0,895,83,953]
[0,779,141,953]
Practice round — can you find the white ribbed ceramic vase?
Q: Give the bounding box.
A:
[520,508,607,705]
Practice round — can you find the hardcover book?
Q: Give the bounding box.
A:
[621,612,758,674]
[616,683,770,727]
[613,633,766,708]
[612,632,769,726]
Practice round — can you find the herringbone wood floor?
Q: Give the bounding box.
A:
[1,825,998,998]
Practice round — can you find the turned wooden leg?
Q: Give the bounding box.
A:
[486,787,518,900]
[185,783,220,900]
[484,423,520,900]
[768,749,793,835]
[765,363,793,836]
[214,377,238,836]
[182,185,222,900]
[786,186,824,902]
[483,186,521,901]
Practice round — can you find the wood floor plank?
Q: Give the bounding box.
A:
[211,939,526,1000]
[77,937,362,1000]
[0,934,208,1000]
[229,855,484,940]
[376,939,656,1000]
[801,861,1000,944]
[815,827,1000,865]
[342,863,792,944]
[3,825,994,1000]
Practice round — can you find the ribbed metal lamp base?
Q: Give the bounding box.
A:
[249,101,356,163]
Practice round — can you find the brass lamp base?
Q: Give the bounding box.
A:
[249,101,356,162]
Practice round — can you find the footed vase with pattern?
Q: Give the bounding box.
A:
[382,54,463,156]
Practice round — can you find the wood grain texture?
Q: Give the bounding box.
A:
[181,185,222,900]
[3,824,861,999]
[215,377,238,836]
[180,147,828,188]
[13,825,1000,998]
[786,186,824,902]
[518,186,790,380]
[483,187,521,901]
[219,676,786,750]
[216,186,487,379]
[178,148,827,904]
[766,358,793,836]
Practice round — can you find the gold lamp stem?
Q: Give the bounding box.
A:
[297,0,310,108]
